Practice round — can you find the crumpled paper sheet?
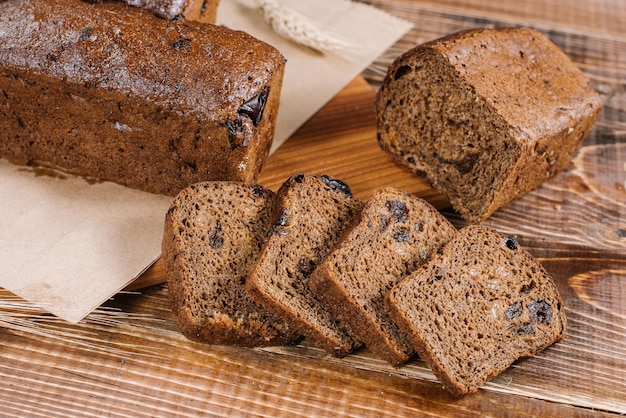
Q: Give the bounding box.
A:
[0,0,411,323]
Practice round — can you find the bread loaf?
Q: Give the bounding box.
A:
[310,187,457,365]
[0,0,284,195]
[247,174,363,357]
[162,181,300,347]
[386,225,567,396]
[376,27,602,223]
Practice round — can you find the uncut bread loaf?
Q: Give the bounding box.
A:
[376,27,602,223]
[247,174,364,357]
[386,225,567,396]
[310,187,457,365]
[0,0,284,195]
[85,0,220,22]
[162,181,300,346]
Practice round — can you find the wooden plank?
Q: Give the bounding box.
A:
[0,284,619,417]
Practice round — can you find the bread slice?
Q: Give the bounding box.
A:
[247,174,364,357]
[386,225,567,396]
[310,187,457,365]
[376,27,602,223]
[162,181,300,347]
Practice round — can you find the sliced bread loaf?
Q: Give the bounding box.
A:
[376,27,602,223]
[386,225,567,396]
[247,174,364,357]
[310,187,457,365]
[162,181,300,347]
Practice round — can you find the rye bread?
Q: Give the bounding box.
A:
[386,225,567,396]
[376,27,602,223]
[247,174,364,357]
[162,181,300,347]
[310,187,457,365]
[0,0,284,195]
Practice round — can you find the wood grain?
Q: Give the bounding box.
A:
[1,0,625,416]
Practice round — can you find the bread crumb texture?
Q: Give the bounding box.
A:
[376,27,602,223]
[310,187,457,365]
[386,225,567,396]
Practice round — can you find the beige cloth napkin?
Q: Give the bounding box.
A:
[0,0,411,323]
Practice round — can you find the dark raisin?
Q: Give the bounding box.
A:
[184,161,197,172]
[516,323,535,335]
[435,152,479,174]
[393,65,412,80]
[208,220,224,249]
[292,173,305,183]
[251,185,265,198]
[385,200,409,222]
[297,258,316,276]
[169,14,185,21]
[393,227,410,243]
[238,87,269,126]
[171,38,191,51]
[528,300,553,325]
[504,237,518,250]
[223,116,244,150]
[506,301,523,320]
[320,175,352,197]
[453,153,479,174]
[379,215,389,232]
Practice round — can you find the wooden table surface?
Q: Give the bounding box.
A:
[1,0,625,416]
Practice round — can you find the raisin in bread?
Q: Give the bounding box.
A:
[247,174,364,357]
[310,187,457,365]
[386,225,567,396]
[376,27,602,223]
[0,0,284,195]
[162,182,300,346]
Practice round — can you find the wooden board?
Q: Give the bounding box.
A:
[1,0,625,416]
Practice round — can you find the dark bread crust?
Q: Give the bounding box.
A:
[85,0,220,21]
[163,181,300,347]
[386,225,567,396]
[376,27,602,223]
[310,187,457,365]
[0,0,284,195]
[247,174,364,357]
